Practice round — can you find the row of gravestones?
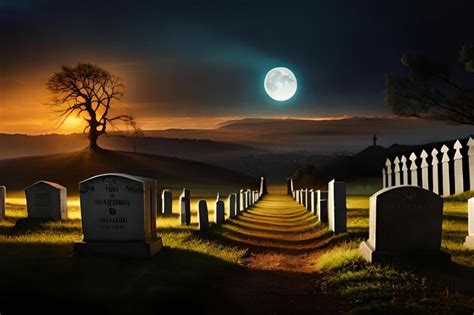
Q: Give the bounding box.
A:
[383,138,474,196]
[287,178,473,263]
[287,178,347,234]
[0,175,268,257]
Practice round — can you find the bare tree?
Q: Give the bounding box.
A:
[47,63,139,150]
[385,41,474,125]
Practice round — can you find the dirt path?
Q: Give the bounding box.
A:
[206,189,346,314]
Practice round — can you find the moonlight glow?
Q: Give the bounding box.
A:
[264,67,297,101]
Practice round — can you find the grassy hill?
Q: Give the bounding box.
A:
[0,149,258,193]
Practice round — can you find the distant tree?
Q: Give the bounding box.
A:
[385,41,474,125]
[47,63,139,150]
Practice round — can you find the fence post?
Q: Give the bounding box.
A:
[468,138,474,191]
[420,150,429,190]
[401,155,408,185]
[409,152,418,186]
[453,140,464,194]
[385,158,392,187]
[441,145,450,196]
[431,148,439,195]
[394,156,401,186]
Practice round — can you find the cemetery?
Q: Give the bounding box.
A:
[1,4,474,312]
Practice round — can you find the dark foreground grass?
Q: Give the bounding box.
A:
[317,196,474,314]
[0,203,246,315]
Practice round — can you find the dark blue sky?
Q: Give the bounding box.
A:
[1,0,474,123]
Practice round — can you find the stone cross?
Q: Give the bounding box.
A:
[453,140,464,194]
[0,186,5,218]
[215,194,225,224]
[161,189,172,215]
[25,180,68,220]
[409,153,418,186]
[198,200,209,231]
[441,145,450,196]
[180,188,191,225]
[394,156,401,186]
[385,159,392,187]
[420,150,429,190]
[431,148,440,195]
[401,155,408,185]
[328,180,347,234]
[359,185,450,264]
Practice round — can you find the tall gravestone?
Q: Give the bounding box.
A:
[75,173,162,257]
[360,185,450,264]
[215,194,225,224]
[327,180,346,234]
[260,177,268,197]
[317,190,328,222]
[464,197,474,249]
[228,193,237,218]
[0,186,5,218]
[25,181,67,220]
[198,200,209,231]
[161,189,172,215]
[179,188,191,225]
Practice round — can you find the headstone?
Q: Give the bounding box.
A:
[431,148,440,194]
[260,177,268,197]
[468,138,474,191]
[394,156,401,186]
[328,180,346,234]
[215,194,225,224]
[317,190,329,222]
[453,140,464,194]
[0,186,5,218]
[382,168,387,188]
[239,189,245,211]
[420,150,429,190]
[401,155,408,185]
[409,153,418,186]
[309,189,315,214]
[25,180,67,220]
[360,185,451,264]
[198,200,209,231]
[161,189,172,215]
[464,197,474,249]
[441,145,450,196]
[385,159,392,187]
[287,178,292,195]
[228,193,237,217]
[179,188,191,225]
[74,173,162,257]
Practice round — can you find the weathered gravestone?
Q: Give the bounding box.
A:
[228,193,237,217]
[198,200,209,231]
[317,190,328,222]
[75,173,162,257]
[260,177,268,197]
[215,194,225,224]
[161,189,172,215]
[25,181,67,220]
[179,188,191,225]
[360,185,451,264]
[464,197,474,249]
[328,180,346,234]
[0,186,5,218]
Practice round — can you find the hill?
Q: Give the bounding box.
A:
[0,149,258,193]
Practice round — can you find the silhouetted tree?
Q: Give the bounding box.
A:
[47,63,139,150]
[385,41,474,125]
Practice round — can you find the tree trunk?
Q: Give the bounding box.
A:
[88,126,101,150]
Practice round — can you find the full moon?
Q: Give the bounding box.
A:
[264,67,297,101]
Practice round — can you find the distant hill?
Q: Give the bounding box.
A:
[144,117,474,152]
[0,133,264,161]
[0,149,258,193]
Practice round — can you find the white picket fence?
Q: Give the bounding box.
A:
[382,137,474,196]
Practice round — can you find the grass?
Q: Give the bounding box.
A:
[317,195,474,314]
[0,194,247,315]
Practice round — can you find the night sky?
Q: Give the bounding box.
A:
[1,0,474,133]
